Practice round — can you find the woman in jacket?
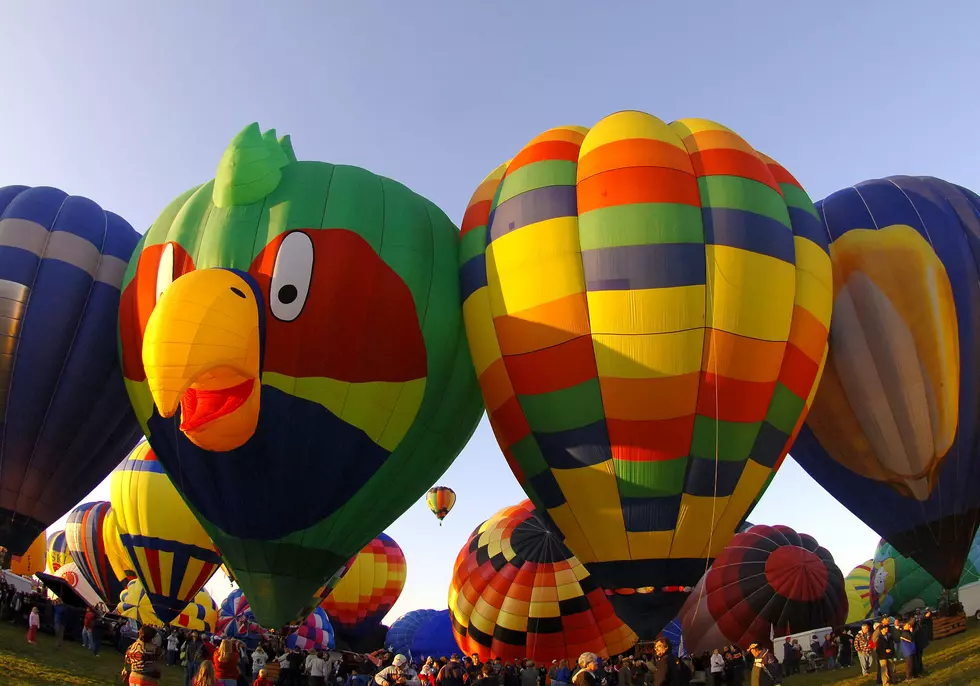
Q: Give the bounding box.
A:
[125,626,164,685]
[213,639,242,686]
[553,659,571,686]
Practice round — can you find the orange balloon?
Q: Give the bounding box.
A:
[8,531,46,576]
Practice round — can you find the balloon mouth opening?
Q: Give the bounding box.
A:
[179,377,256,433]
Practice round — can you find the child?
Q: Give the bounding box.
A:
[27,606,39,644]
[254,667,274,686]
[194,660,218,686]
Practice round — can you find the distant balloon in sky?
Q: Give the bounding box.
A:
[427,486,456,525]
[679,524,846,654]
[0,184,142,555]
[793,176,980,589]
[459,111,832,637]
[118,124,484,626]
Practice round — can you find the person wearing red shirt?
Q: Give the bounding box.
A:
[253,668,274,686]
[213,639,241,685]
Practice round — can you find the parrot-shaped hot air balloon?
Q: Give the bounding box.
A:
[65,501,125,604]
[792,176,980,590]
[0,185,142,555]
[458,111,833,638]
[844,560,873,623]
[46,530,72,574]
[450,500,637,663]
[4,530,45,576]
[110,440,222,622]
[118,124,484,626]
[678,525,847,654]
[320,532,406,639]
[426,486,456,525]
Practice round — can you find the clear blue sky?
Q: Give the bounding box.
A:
[3,2,980,622]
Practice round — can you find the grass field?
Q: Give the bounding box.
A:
[0,620,979,685]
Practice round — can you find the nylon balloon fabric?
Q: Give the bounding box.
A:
[118,124,483,626]
[459,111,833,637]
[118,579,218,633]
[65,501,125,604]
[386,608,440,655]
[678,525,846,654]
[110,440,221,623]
[5,531,45,576]
[449,500,636,662]
[793,176,980,589]
[412,610,463,661]
[216,589,264,646]
[427,486,456,524]
[320,532,406,638]
[287,607,335,651]
[844,560,872,623]
[0,185,142,555]
[46,530,72,573]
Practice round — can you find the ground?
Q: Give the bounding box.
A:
[1,622,979,686]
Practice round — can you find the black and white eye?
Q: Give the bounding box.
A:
[269,231,314,321]
[155,242,174,303]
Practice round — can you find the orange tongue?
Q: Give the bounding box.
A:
[179,379,255,433]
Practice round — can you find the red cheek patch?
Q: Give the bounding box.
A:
[250,229,427,383]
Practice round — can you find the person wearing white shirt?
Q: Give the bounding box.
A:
[709,650,725,686]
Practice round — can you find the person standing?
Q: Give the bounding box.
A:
[899,620,916,682]
[125,626,164,685]
[746,644,780,686]
[184,631,206,686]
[853,624,872,675]
[573,653,599,686]
[876,624,895,685]
[709,650,724,686]
[213,639,242,686]
[26,606,39,644]
[52,600,66,648]
[82,606,95,651]
[167,630,180,666]
[651,639,676,686]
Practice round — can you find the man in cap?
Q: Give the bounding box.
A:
[747,643,781,686]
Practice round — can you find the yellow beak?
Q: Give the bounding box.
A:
[143,269,262,451]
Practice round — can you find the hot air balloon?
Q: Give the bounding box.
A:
[659,617,685,657]
[792,176,980,590]
[678,525,846,654]
[0,185,142,555]
[118,579,219,633]
[412,610,463,661]
[5,530,45,576]
[426,486,456,525]
[46,530,72,574]
[103,507,136,586]
[386,608,440,656]
[118,123,484,626]
[287,606,336,651]
[450,500,637,662]
[65,501,124,604]
[458,112,833,637]
[844,560,873,623]
[216,589,264,648]
[110,440,222,622]
[321,533,406,638]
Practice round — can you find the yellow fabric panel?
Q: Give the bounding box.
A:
[670,120,758,156]
[569,562,590,581]
[463,287,502,377]
[553,568,579,588]
[177,558,208,599]
[525,126,589,148]
[704,460,773,557]
[579,111,687,159]
[103,510,134,582]
[500,595,530,617]
[486,217,584,317]
[556,581,583,601]
[530,585,559,602]
[705,245,795,341]
[260,373,425,452]
[592,330,705,378]
[495,609,527,632]
[793,237,834,328]
[125,379,154,435]
[587,286,706,335]
[551,462,629,564]
[671,494,730,558]
[470,601,497,635]
[625,530,674,559]
[529,600,560,618]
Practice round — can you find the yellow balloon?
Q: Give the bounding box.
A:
[110,441,222,623]
[6,531,45,576]
[103,508,137,584]
[45,530,73,574]
[118,579,218,633]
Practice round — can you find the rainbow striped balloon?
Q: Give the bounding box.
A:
[459,111,833,638]
[65,501,123,604]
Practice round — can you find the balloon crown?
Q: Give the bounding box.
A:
[213,122,297,208]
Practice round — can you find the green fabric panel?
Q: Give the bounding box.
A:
[615,457,687,498]
[140,184,201,255]
[321,165,385,252]
[690,416,761,462]
[509,433,549,478]
[519,378,605,433]
[698,176,792,229]
[197,201,268,271]
[578,203,705,250]
[765,382,806,434]
[459,225,488,266]
[496,160,578,205]
[780,184,820,219]
[120,232,148,293]
[378,177,434,317]
[252,161,335,260]
[163,182,215,261]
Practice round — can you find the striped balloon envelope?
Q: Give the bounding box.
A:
[118,579,218,633]
[65,501,124,604]
[449,500,636,662]
[103,507,137,585]
[287,606,335,651]
[216,589,264,644]
[844,560,873,623]
[110,440,222,623]
[458,111,833,637]
[46,530,72,574]
[426,486,456,525]
[320,532,406,638]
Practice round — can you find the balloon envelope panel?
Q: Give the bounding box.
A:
[386,608,440,656]
[844,560,873,623]
[794,176,980,589]
[427,486,456,523]
[0,185,142,555]
[46,530,72,574]
[459,112,832,637]
[411,610,463,661]
[65,501,124,604]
